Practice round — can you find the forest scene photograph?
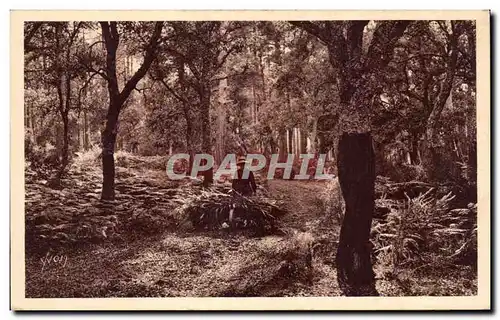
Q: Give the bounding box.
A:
[22,18,480,299]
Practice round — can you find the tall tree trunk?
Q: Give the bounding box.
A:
[55,70,71,183]
[308,118,318,154]
[99,21,163,200]
[83,109,89,150]
[215,77,227,165]
[58,113,70,179]
[31,104,37,138]
[200,85,213,187]
[101,100,119,200]
[278,130,287,162]
[25,101,31,132]
[185,118,194,175]
[336,131,378,296]
[409,130,420,165]
[293,128,299,156]
[176,58,194,175]
[422,22,459,181]
[290,19,410,297]
[287,129,293,154]
[300,127,308,155]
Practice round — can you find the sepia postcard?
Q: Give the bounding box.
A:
[10,10,491,311]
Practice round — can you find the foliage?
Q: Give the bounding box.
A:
[24,20,476,193]
[173,187,287,233]
[73,145,102,167]
[372,188,477,278]
[25,130,61,173]
[318,178,345,223]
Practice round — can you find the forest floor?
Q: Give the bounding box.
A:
[24,156,477,298]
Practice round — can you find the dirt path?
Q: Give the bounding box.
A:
[25,175,343,297]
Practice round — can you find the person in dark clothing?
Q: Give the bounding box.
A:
[231,156,257,196]
[228,156,258,230]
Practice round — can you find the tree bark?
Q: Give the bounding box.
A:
[60,64,72,176]
[289,20,410,296]
[287,129,293,154]
[101,99,120,200]
[200,84,213,187]
[278,130,287,162]
[185,117,194,175]
[422,24,458,180]
[308,118,318,154]
[409,130,420,165]
[99,21,163,200]
[83,109,89,150]
[300,127,308,155]
[336,131,378,296]
[55,74,71,182]
[59,112,70,177]
[177,59,194,174]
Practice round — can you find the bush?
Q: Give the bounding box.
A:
[172,187,287,233]
[371,188,477,277]
[26,211,120,252]
[25,131,61,173]
[73,145,102,168]
[382,162,426,183]
[318,178,344,223]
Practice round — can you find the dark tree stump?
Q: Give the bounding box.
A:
[336,132,378,296]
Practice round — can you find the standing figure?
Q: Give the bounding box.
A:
[231,156,257,196]
[228,156,258,229]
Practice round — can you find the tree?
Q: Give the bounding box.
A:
[24,22,43,54]
[291,20,410,296]
[149,53,199,174]
[419,21,462,180]
[98,21,164,200]
[24,22,91,184]
[378,20,471,181]
[161,21,247,186]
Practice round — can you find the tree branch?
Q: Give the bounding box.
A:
[216,45,237,71]
[24,22,43,52]
[364,21,411,72]
[157,76,189,104]
[288,21,331,44]
[346,21,370,61]
[100,21,120,99]
[211,64,249,83]
[118,22,164,106]
[162,47,202,81]
[430,21,459,119]
[77,70,102,106]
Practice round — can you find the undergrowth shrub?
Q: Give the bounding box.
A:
[172,187,287,233]
[372,188,477,278]
[73,145,102,168]
[114,151,168,171]
[383,162,426,182]
[26,205,178,252]
[25,132,61,173]
[318,178,344,223]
